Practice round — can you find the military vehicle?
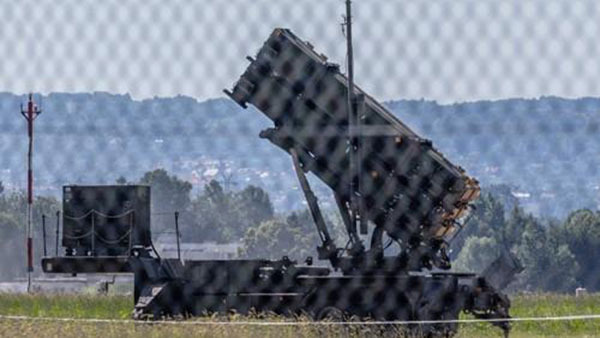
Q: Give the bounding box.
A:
[42,28,522,337]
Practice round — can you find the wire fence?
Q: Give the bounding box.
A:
[2,1,600,337]
[2,313,600,326]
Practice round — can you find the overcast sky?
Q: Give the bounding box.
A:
[1,0,600,103]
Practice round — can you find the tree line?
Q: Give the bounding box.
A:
[1,171,599,294]
[451,192,600,293]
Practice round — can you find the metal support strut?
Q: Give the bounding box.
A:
[174,211,181,262]
[42,214,47,256]
[289,148,338,262]
[55,211,60,256]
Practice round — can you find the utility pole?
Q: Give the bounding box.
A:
[21,93,41,293]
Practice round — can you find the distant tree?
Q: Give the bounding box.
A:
[0,192,60,281]
[186,196,225,243]
[512,214,578,292]
[231,185,274,237]
[116,176,127,185]
[284,211,321,256]
[186,180,234,243]
[241,210,322,261]
[561,209,600,290]
[453,236,502,273]
[0,212,22,280]
[450,193,506,259]
[204,179,228,211]
[204,180,237,240]
[500,206,530,250]
[0,181,4,195]
[186,181,276,243]
[242,219,291,259]
[286,211,314,233]
[0,192,60,226]
[139,169,192,213]
[451,199,581,292]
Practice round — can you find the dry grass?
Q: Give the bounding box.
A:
[0,293,599,337]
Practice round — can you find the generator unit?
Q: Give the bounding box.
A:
[43,185,151,274]
[62,185,151,256]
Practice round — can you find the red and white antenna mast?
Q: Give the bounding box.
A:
[20,93,42,293]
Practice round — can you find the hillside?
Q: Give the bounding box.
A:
[0,92,598,217]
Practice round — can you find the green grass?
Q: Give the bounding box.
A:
[0,293,599,337]
[458,293,600,337]
[0,293,131,319]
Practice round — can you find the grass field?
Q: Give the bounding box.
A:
[0,293,599,337]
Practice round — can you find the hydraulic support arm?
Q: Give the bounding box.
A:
[289,148,338,262]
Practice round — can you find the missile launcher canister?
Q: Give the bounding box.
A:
[227,28,480,271]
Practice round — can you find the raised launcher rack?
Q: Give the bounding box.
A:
[42,185,152,274]
[225,28,480,274]
[222,28,521,336]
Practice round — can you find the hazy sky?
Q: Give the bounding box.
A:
[2,0,600,103]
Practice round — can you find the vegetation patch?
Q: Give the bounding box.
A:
[1,293,599,337]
